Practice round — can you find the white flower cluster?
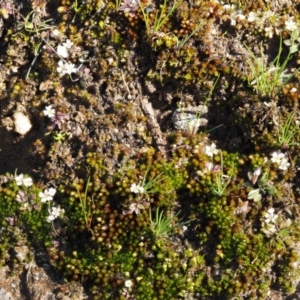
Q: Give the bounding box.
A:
[39,188,56,203]
[247,11,297,37]
[284,17,297,32]
[15,174,33,187]
[57,60,78,76]
[270,151,290,170]
[14,173,63,223]
[223,4,245,26]
[262,208,278,234]
[56,39,78,76]
[130,183,144,194]
[57,39,74,59]
[221,3,298,37]
[264,208,278,224]
[47,206,63,222]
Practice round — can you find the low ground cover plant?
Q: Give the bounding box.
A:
[1,0,300,299]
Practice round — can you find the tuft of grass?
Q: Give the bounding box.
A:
[210,153,235,197]
[138,0,183,38]
[244,36,295,98]
[75,176,94,235]
[148,208,189,240]
[15,10,54,35]
[276,111,300,148]
[140,168,166,194]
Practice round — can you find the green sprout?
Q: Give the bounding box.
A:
[276,111,300,148]
[244,36,295,98]
[148,208,189,241]
[14,10,54,35]
[135,168,166,195]
[128,169,166,214]
[53,131,67,142]
[210,154,235,197]
[75,176,94,236]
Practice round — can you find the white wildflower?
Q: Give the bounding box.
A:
[39,191,52,203]
[124,279,133,288]
[130,183,144,194]
[46,214,55,222]
[46,187,57,197]
[43,105,56,118]
[15,174,33,187]
[39,188,56,203]
[47,206,63,222]
[278,158,290,171]
[264,26,274,38]
[182,225,188,232]
[204,143,218,157]
[51,29,60,36]
[285,17,297,32]
[261,10,277,24]
[15,174,24,186]
[57,60,66,75]
[270,152,285,164]
[57,60,78,76]
[230,10,245,26]
[264,208,278,224]
[51,206,62,218]
[63,39,74,49]
[223,4,245,26]
[23,177,33,187]
[248,11,258,22]
[64,62,78,75]
[57,45,69,58]
[270,152,290,170]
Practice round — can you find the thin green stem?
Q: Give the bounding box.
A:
[76,176,94,236]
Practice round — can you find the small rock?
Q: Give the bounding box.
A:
[13,111,32,135]
[0,288,13,300]
[15,245,29,262]
[145,81,156,94]
[172,105,208,133]
[1,117,14,131]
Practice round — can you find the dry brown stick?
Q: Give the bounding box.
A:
[139,97,168,159]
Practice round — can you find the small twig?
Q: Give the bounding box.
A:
[26,255,35,283]
[159,52,169,84]
[25,45,43,80]
[41,37,68,64]
[121,71,131,94]
[139,97,168,158]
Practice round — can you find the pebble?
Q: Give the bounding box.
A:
[172,105,208,133]
[13,112,32,135]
